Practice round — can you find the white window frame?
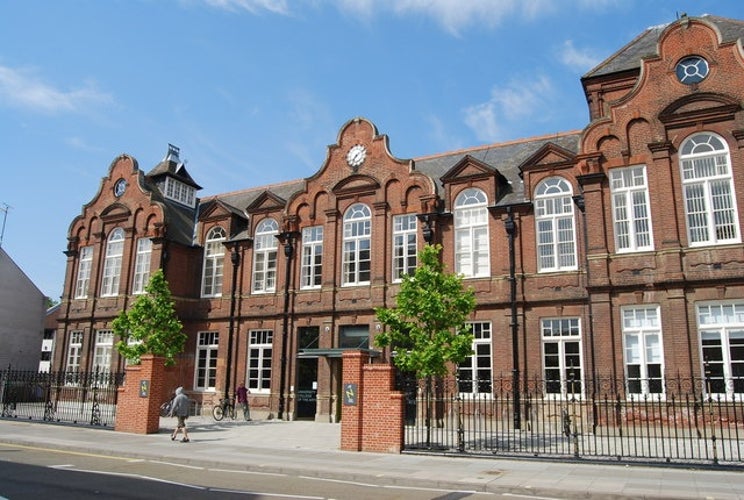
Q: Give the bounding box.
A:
[101,228,125,296]
[67,331,83,371]
[252,219,279,293]
[622,305,664,397]
[93,329,114,372]
[697,301,744,400]
[535,178,577,272]
[542,317,583,398]
[610,165,654,253]
[300,226,323,289]
[164,177,196,208]
[392,214,417,281]
[201,227,226,297]
[454,188,490,278]
[680,133,740,247]
[248,330,273,393]
[195,331,219,391]
[132,237,152,294]
[458,322,493,396]
[74,246,93,299]
[342,204,371,286]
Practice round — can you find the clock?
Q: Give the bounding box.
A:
[675,56,709,85]
[114,179,127,197]
[346,144,367,169]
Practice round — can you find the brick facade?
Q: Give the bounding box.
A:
[55,14,744,438]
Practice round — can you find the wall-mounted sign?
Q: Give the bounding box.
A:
[343,382,357,406]
[139,380,149,398]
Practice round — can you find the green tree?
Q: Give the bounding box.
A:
[113,269,185,366]
[374,244,476,379]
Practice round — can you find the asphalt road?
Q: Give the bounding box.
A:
[0,443,537,500]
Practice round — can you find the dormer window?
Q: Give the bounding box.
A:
[164,177,196,207]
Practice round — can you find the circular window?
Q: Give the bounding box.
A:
[675,56,709,85]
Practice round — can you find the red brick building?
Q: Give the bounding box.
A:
[55,14,744,421]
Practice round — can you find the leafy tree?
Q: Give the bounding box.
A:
[113,269,186,366]
[375,244,476,379]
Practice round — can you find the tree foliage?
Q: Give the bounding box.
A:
[113,269,186,366]
[374,244,476,379]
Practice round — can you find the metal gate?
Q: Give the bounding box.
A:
[0,368,124,427]
[400,375,744,467]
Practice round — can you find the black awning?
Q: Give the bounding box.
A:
[297,348,382,359]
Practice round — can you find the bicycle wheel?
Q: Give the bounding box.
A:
[212,404,225,421]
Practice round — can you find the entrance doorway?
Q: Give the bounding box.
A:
[296,358,317,419]
[295,327,320,420]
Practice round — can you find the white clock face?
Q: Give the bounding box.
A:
[346,144,367,168]
[114,179,127,197]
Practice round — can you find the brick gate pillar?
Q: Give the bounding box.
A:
[340,350,366,451]
[340,350,404,453]
[115,355,167,434]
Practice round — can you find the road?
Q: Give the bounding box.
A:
[0,443,568,500]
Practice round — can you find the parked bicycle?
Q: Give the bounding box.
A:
[212,397,236,421]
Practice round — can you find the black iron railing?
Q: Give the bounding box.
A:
[0,368,124,427]
[398,375,744,466]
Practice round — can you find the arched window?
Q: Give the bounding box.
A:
[679,133,739,246]
[342,204,371,285]
[101,228,125,296]
[252,218,278,293]
[454,188,489,278]
[201,226,226,297]
[132,237,152,294]
[535,177,577,272]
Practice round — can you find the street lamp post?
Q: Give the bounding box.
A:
[504,209,521,430]
[276,230,299,420]
[223,244,240,403]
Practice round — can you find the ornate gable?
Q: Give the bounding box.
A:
[246,190,287,215]
[518,143,577,176]
[440,155,498,184]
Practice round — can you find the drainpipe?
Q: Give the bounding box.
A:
[276,231,298,420]
[504,208,520,431]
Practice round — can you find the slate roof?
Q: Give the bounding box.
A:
[413,131,582,206]
[583,14,744,80]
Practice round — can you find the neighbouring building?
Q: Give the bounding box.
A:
[0,247,46,371]
[55,14,744,421]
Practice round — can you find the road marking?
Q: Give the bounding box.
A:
[210,487,323,499]
[298,475,377,488]
[208,467,286,477]
[503,493,562,500]
[47,467,208,490]
[148,460,204,470]
[0,442,131,461]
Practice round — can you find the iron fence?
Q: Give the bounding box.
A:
[0,368,124,427]
[399,375,744,466]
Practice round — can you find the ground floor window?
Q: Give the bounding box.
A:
[697,302,744,398]
[622,305,664,396]
[458,322,492,395]
[248,330,273,393]
[67,331,83,371]
[195,331,219,391]
[542,317,582,397]
[93,330,114,372]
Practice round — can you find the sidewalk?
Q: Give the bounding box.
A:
[0,416,742,499]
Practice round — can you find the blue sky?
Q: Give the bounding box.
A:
[1,0,742,301]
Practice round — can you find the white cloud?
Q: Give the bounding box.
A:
[0,65,112,114]
[463,75,554,142]
[559,40,601,71]
[202,0,290,14]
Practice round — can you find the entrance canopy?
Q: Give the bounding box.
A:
[297,348,382,359]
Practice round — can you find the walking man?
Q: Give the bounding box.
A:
[169,387,191,442]
[235,381,251,421]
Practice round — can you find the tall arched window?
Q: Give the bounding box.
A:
[680,133,740,246]
[101,228,125,296]
[342,203,371,285]
[252,218,278,293]
[535,177,577,272]
[454,188,489,278]
[201,226,226,297]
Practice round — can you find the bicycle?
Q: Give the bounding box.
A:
[212,397,236,421]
